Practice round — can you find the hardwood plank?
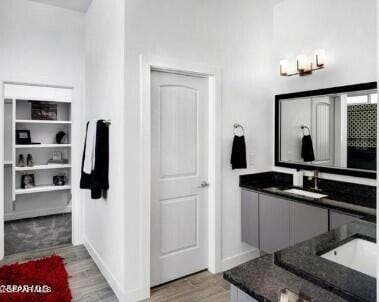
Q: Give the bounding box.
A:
[0,244,231,302]
[198,291,230,302]
[149,272,229,302]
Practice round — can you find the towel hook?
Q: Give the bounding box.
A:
[233,123,245,136]
[301,125,310,136]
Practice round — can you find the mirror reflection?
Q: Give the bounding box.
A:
[279,88,377,171]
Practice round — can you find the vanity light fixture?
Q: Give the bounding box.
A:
[280,49,326,77]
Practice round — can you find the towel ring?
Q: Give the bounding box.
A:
[233,123,245,136]
[301,125,310,136]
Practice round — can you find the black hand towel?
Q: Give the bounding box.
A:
[91,120,109,199]
[231,135,247,169]
[80,120,109,199]
[301,135,315,162]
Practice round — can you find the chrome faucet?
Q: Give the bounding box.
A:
[311,170,321,191]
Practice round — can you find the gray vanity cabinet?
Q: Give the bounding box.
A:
[241,190,259,248]
[289,201,328,245]
[231,285,258,302]
[241,190,362,254]
[259,194,290,253]
[330,210,361,230]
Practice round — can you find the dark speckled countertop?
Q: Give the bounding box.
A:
[224,254,348,302]
[275,220,376,302]
[224,172,377,301]
[224,220,376,302]
[240,172,376,218]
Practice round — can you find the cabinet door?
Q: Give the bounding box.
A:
[238,288,259,302]
[330,211,361,230]
[259,194,290,253]
[230,285,238,302]
[241,190,259,248]
[290,202,328,245]
[230,285,258,302]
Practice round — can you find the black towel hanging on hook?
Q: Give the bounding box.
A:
[231,124,247,169]
[80,119,110,199]
[301,125,315,162]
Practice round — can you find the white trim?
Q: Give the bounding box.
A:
[138,55,223,299]
[0,83,4,260]
[5,206,71,221]
[4,97,71,103]
[221,248,261,272]
[84,238,125,300]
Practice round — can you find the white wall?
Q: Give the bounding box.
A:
[273,0,377,185]
[123,0,274,299]
[274,0,377,94]
[334,96,348,168]
[377,0,379,297]
[0,0,85,254]
[84,0,125,298]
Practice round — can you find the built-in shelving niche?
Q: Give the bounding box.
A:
[3,85,72,221]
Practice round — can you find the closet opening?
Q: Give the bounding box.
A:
[2,83,74,256]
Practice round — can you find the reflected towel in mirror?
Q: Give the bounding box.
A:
[301,135,315,162]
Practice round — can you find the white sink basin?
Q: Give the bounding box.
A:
[321,238,377,278]
[284,188,328,199]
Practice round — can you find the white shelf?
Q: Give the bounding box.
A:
[15,164,71,171]
[16,120,72,125]
[11,97,72,103]
[3,85,73,219]
[15,185,71,195]
[15,144,71,149]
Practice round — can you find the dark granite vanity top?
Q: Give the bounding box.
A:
[275,220,376,302]
[224,254,348,302]
[224,220,376,302]
[224,172,377,301]
[240,172,376,218]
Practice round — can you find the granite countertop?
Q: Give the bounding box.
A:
[240,172,376,218]
[225,172,377,301]
[224,254,348,302]
[275,219,376,302]
[224,220,376,302]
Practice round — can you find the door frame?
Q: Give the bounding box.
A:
[140,55,223,291]
[0,80,83,259]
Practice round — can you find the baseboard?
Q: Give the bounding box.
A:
[4,206,71,221]
[84,237,125,300]
[123,287,150,302]
[221,248,260,272]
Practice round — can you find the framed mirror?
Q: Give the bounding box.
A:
[275,82,377,179]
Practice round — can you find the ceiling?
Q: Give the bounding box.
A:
[28,0,93,13]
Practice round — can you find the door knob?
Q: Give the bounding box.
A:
[198,181,210,188]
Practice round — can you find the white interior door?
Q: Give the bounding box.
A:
[151,70,209,287]
[311,96,335,166]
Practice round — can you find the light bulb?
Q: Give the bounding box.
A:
[297,54,311,72]
[280,60,290,76]
[315,49,326,67]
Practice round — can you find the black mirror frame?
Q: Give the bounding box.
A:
[275,82,378,179]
